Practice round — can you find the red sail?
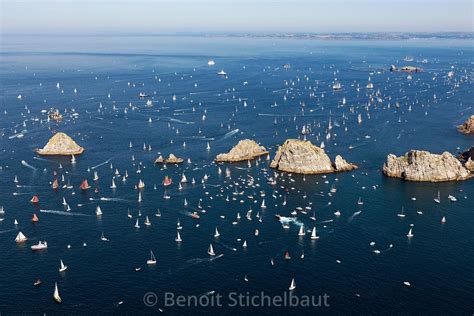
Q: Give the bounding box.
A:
[31,195,39,204]
[80,179,90,190]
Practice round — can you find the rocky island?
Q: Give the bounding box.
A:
[383,150,472,182]
[36,132,84,155]
[458,115,474,134]
[215,139,268,162]
[154,153,184,164]
[270,139,357,174]
[459,147,474,172]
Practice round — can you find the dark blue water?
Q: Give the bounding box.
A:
[0,35,473,314]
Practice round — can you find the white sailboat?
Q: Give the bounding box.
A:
[110,178,117,189]
[15,231,28,243]
[53,282,62,303]
[147,250,157,265]
[214,227,220,238]
[175,231,182,242]
[144,216,151,226]
[71,155,76,164]
[208,243,216,256]
[59,259,68,272]
[96,205,103,216]
[357,197,363,205]
[397,207,406,218]
[242,240,247,248]
[100,232,109,242]
[407,227,414,238]
[289,278,296,291]
[298,225,305,236]
[311,227,319,240]
[134,218,140,228]
[434,191,441,204]
[261,199,266,208]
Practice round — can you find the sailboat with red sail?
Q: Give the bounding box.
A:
[52,179,59,190]
[80,179,91,190]
[163,176,172,187]
[31,195,39,204]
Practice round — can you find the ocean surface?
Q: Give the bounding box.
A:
[0,35,473,314]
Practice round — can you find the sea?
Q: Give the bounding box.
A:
[0,34,473,314]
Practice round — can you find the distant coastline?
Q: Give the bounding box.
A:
[2,32,473,41]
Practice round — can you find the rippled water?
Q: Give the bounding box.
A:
[0,35,473,314]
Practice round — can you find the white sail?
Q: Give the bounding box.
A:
[15,231,27,243]
[214,227,220,238]
[208,243,215,256]
[175,231,182,242]
[96,205,103,216]
[289,278,296,291]
[59,259,68,272]
[147,250,157,265]
[298,225,305,236]
[311,227,319,239]
[53,282,62,303]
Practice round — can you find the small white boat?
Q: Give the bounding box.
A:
[15,231,28,243]
[334,210,341,216]
[289,278,296,291]
[217,70,227,76]
[214,227,220,238]
[208,59,215,66]
[441,216,446,223]
[147,250,157,265]
[31,241,48,251]
[175,231,182,242]
[134,218,140,228]
[59,259,68,272]
[144,216,151,226]
[407,227,414,238]
[448,195,457,202]
[110,178,117,189]
[208,243,215,256]
[96,205,103,216]
[357,197,363,205]
[397,207,406,218]
[298,225,305,236]
[242,240,247,248]
[434,191,441,204]
[100,232,109,242]
[53,282,62,303]
[311,227,319,240]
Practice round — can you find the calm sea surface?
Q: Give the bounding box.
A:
[0,35,473,314]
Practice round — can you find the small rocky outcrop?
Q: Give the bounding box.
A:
[36,132,84,155]
[155,154,183,164]
[459,147,474,171]
[334,155,358,172]
[270,139,357,174]
[383,150,472,182]
[215,139,268,162]
[458,115,474,134]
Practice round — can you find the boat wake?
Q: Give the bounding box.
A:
[21,160,37,170]
[40,209,92,216]
[348,210,362,223]
[221,129,239,140]
[91,157,113,170]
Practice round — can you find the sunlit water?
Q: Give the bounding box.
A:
[0,35,473,314]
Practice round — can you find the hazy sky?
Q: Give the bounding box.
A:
[1,0,473,34]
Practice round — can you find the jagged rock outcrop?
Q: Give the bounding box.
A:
[155,153,183,164]
[458,115,474,134]
[383,150,472,182]
[215,139,268,162]
[36,132,84,155]
[334,155,358,172]
[270,139,357,174]
[459,146,474,171]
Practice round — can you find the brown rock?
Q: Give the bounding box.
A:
[155,154,184,164]
[458,115,474,134]
[36,132,84,156]
[383,150,472,182]
[215,139,268,162]
[270,139,356,174]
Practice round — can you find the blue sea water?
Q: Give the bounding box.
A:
[0,35,473,314]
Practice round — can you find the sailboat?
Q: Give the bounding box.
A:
[52,179,59,190]
[110,178,117,189]
[138,179,145,189]
[242,240,247,248]
[261,199,266,208]
[59,259,68,272]
[175,231,182,242]
[434,191,441,204]
[32,213,39,222]
[311,227,319,240]
[93,171,99,181]
[53,282,62,303]
[289,278,296,291]
[31,195,39,204]
[100,232,109,241]
[144,216,151,226]
[298,225,305,236]
[163,176,172,187]
[155,208,161,217]
[214,227,220,238]
[134,218,140,228]
[397,207,406,218]
[80,179,91,190]
[96,206,103,216]
[71,155,76,164]
[357,197,363,205]
[31,241,48,250]
[147,250,157,265]
[407,227,414,238]
[208,243,216,256]
[15,231,28,243]
[180,174,187,183]
[62,197,68,206]
[441,216,446,223]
